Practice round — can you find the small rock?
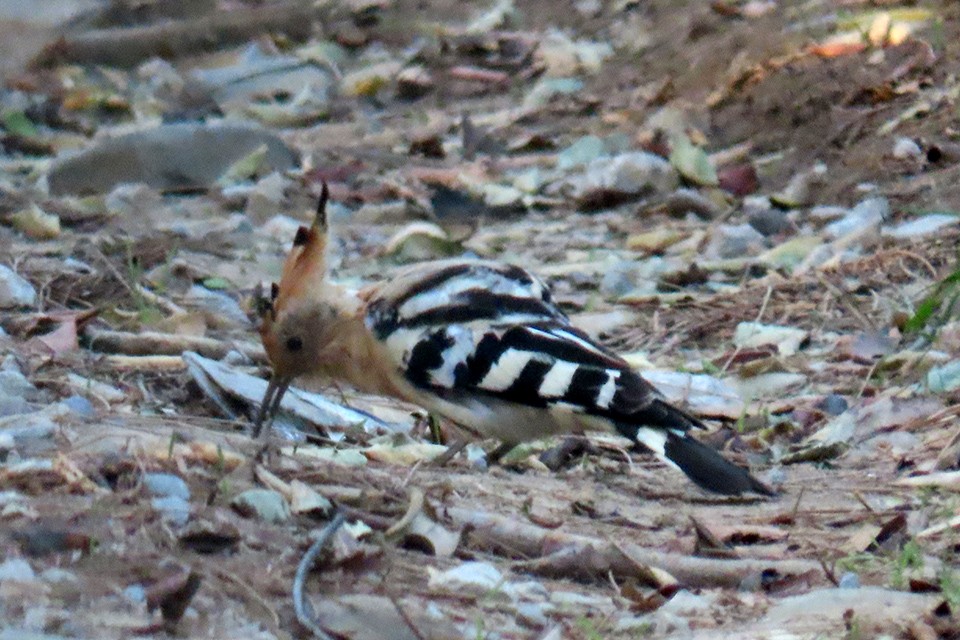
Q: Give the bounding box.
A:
[748,207,792,236]
[0,557,36,582]
[557,135,607,170]
[123,584,147,604]
[515,602,549,628]
[184,285,250,330]
[231,489,290,523]
[816,394,848,416]
[570,151,678,204]
[928,360,960,393]
[838,572,860,589]
[883,214,958,239]
[428,561,503,595]
[705,223,765,259]
[0,370,37,399]
[40,568,78,584]
[0,265,36,309]
[143,473,191,501]
[61,395,95,418]
[151,496,191,526]
[664,188,723,219]
[824,197,888,239]
[892,137,923,160]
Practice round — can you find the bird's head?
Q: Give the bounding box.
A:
[252,183,346,435]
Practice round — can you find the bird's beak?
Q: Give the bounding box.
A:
[252,374,292,438]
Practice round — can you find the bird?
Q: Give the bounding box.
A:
[252,184,773,496]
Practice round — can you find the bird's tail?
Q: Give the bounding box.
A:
[659,428,773,496]
[627,400,774,496]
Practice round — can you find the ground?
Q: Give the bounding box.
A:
[1,0,960,638]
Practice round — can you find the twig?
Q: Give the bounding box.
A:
[384,487,425,539]
[32,1,321,68]
[293,512,347,640]
[445,506,822,589]
[86,328,265,362]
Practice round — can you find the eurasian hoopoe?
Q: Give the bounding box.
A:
[253,185,773,496]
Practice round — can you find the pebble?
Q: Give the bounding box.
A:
[839,572,860,589]
[123,584,147,604]
[0,370,37,399]
[892,137,923,160]
[705,223,765,259]
[571,151,678,201]
[515,602,549,628]
[928,360,960,393]
[61,395,95,418]
[883,214,958,239]
[143,473,191,501]
[816,394,848,416]
[747,207,792,236]
[428,561,503,594]
[231,489,290,523]
[0,264,37,309]
[665,188,723,219]
[40,568,78,584]
[824,197,888,239]
[0,557,36,582]
[151,496,191,526]
[185,284,250,330]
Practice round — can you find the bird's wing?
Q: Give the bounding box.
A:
[363,259,687,428]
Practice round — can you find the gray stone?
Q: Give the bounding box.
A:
[824,197,888,239]
[0,557,35,581]
[0,370,36,399]
[515,602,549,628]
[61,395,95,418]
[0,265,36,309]
[48,122,299,195]
[839,572,860,589]
[705,223,765,259]
[151,496,191,526]
[748,207,792,236]
[143,473,191,501]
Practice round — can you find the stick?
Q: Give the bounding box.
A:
[32,1,321,69]
[293,512,346,640]
[445,506,823,589]
[86,328,265,362]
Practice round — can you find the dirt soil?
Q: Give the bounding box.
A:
[3,1,960,639]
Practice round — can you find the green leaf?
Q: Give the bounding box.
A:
[202,277,232,290]
[669,134,718,186]
[1,110,38,138]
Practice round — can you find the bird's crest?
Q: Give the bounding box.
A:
[255,183,330,321]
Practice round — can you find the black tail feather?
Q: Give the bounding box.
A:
[663,430,774,496]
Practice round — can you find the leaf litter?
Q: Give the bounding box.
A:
[2,0,960,638]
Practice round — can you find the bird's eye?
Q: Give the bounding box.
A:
[286,336,303,352]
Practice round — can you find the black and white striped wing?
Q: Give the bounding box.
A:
[363,260,682,431]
